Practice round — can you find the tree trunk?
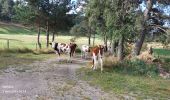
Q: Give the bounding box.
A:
[88,26,92,46]
[111,40,116,57]
[93,34,95,46]
[88,36,91,46]
[133,29,146,55]
[133,0,153,56]
[118,36,124,61]
[37,22,41,49]
[105,35,108,51]
[46,20,49,48]
[52,32,55,42]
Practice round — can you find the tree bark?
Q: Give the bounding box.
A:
[88,27,91,46]
[52,32,55,42]
[93,33,95,46]
[111,40,117,57]
[133,29,146,55]
[37,21,41,49]
[46,20,49,48]
[118,36,124,61]
[88,36,91,46]
[133,0,153,56]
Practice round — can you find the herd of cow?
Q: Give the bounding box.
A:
[49,42,111,72]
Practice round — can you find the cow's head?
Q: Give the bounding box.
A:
[98,45,105,55]
[49,42,57,49]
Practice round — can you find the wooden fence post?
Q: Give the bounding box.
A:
[7,40,9,49]
[36,43,37,50]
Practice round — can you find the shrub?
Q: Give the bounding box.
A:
[75,48,81,53]
[105,59,159,77]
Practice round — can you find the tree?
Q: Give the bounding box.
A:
[133,0,170,56]
[86,0,136,60]
[0,0,14,21]
[70,18,94,45]
[27,0,73,48]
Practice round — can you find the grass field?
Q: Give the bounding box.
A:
[0,34,102,49]
[78,68,170,99]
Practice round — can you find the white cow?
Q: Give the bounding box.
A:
[81,45,90,59]
[49,42,77,62]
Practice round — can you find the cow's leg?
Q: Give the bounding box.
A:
[85,52,87,59]
[72,49,75,57]
[91,58,94,69]
[81,50,83,58]
[92,53,97,70]
[67,49,72,63]
[99,57,103,72]
[56,50,61,62]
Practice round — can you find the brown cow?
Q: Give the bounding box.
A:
[91,45,104,72]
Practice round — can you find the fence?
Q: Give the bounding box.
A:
[0,38,49,50]
[0,38,24,49]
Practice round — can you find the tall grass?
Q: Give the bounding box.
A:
[104,59,159,77]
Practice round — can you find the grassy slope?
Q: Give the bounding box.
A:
[0,22,37,35]
[0,22,102,49]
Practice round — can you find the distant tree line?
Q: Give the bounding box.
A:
[0,0,76,48]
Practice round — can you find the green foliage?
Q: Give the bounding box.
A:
[0,0,15,21]
[86,0,137,41]
[75,48,81,53]
[70,19,89,37]
[12,4,35,24]
[108,59,159,77]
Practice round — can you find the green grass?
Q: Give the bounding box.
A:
[0,34,102,49]
[153,48,170,71]
[153,48,170,57]
[78,68,170,99]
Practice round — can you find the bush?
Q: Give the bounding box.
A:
[161,63,170,73]
[106,59,159,77]
[75,48,81,53]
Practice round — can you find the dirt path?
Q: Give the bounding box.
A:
[0,56,118,100]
